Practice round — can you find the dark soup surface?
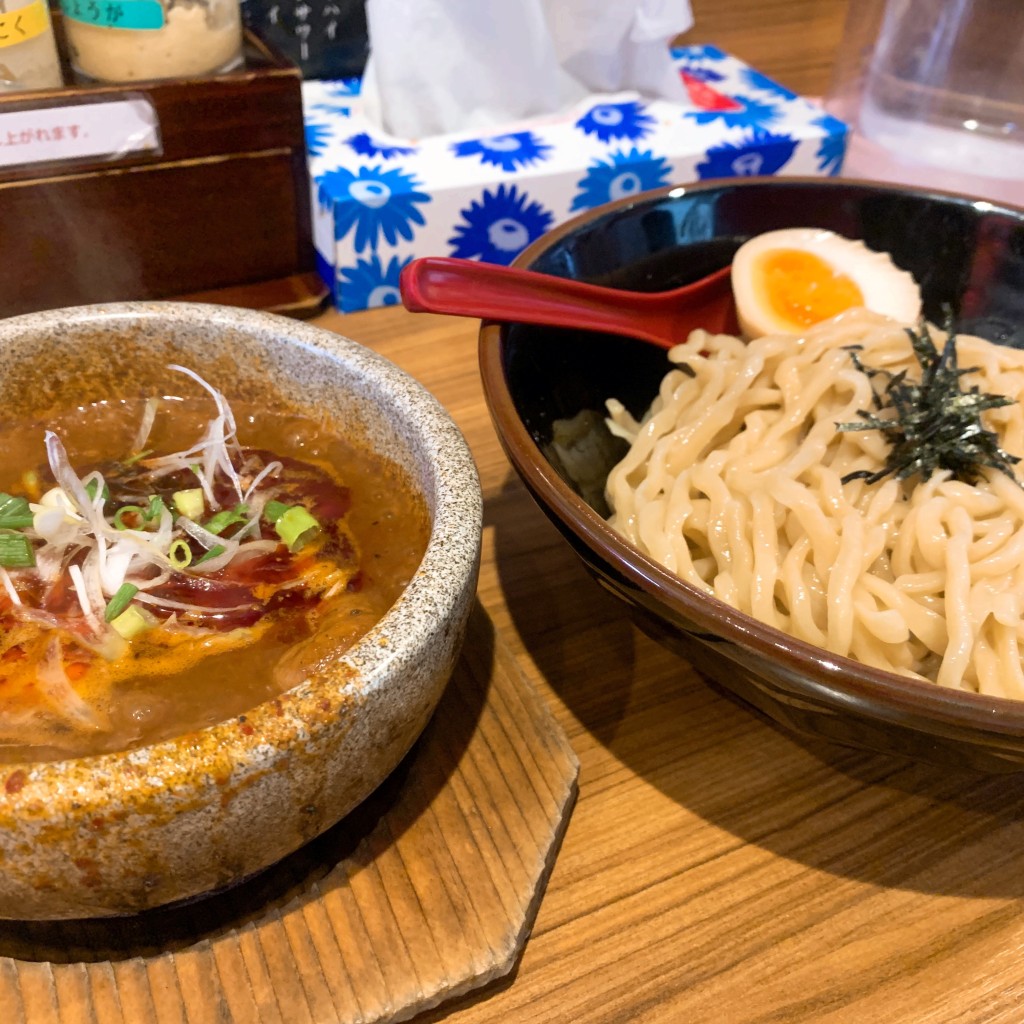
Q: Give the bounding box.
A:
[0,368,430,763]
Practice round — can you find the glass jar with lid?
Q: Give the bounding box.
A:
[61,0,244,82]
[0,0,63,91]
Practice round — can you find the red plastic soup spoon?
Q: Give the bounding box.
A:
[399,256,739,350]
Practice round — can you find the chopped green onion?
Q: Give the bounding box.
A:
[146,495,167,521]
[275,506,319,551]
[0,531,34,569]
[0,493,34,530]
[84,480,110,503]
[169,539,192,569]
[194,544,226,565]
[104,582,139,622]
[110,605,151,640]
[203,504,248,536]
[173,488,205,519]
[263,500,289,524]
[122,449,154,466]
[113,505,147,530]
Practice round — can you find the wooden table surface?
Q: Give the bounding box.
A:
[310,4,1024,1021]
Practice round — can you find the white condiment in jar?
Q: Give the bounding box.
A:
[0,0,63,91]
[61,0,243,82]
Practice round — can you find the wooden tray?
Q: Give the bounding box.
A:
[0,602,579,1023]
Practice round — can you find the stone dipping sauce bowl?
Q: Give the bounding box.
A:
[0,302,483,920]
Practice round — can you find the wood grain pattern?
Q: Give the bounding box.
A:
[678,0,850,97]
[0,605,579,1024]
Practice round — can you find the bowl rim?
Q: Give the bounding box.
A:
[479,175,1024,738]
[0,300,483,787]
[515,173,1024,260]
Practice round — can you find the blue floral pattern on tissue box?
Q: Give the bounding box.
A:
[305,45,848,312]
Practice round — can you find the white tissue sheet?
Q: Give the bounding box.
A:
[304,46,849,312]
[548,0,693,101]
[360,0,693,137]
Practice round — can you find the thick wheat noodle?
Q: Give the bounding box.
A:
[604,308,1024,696]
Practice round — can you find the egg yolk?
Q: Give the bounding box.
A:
[758,248,864,329]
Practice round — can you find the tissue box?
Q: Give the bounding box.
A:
[304,45,848,312]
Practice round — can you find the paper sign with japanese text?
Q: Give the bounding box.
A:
[0,97,160,169]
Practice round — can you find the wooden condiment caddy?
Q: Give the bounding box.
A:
[0,27,327,319]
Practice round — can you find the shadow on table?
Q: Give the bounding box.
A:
[490,469,1024,903]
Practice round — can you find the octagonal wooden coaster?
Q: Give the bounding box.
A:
[0,602,579,1024]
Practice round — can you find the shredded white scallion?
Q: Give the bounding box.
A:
[244,460,283,502]
[132,590,259,616]
[132,396,160,454]
[0,567,21,606]
[68,563,102,630]
[36,637,105,728]
[2,366,316,651]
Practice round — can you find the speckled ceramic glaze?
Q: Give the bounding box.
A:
[481,177,1024,773]
[0,302,482,919]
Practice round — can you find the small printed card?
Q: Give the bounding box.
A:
[0,98,161,169]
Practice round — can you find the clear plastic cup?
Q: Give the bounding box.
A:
[825,0,1024,207]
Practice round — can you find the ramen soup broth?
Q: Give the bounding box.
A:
[0,395,431,763]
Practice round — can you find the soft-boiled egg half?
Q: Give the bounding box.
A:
[730,228,922,339]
